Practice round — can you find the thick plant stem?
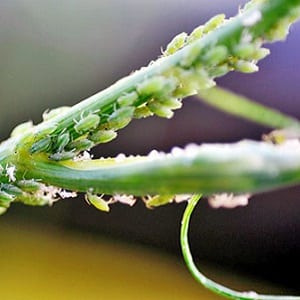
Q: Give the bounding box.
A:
[16,141,300,196]
[180,194,300,299]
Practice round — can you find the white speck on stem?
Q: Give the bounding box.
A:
[208,193,251,209]
[6,165,16,182]
[115,153,126,163]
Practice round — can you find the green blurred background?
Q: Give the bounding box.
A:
[1,0,300,298]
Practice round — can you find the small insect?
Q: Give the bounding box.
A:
[117,91,139,107]
[56,132,70,152]
[1,184,23,196]
[42,106,71,121]
[0,190,14,207]
[137,76,177,98]
[203,14,225,34]
[30,136,52,154]
[145,194,174,208]
[164,32,187,56]
[88,130,117,144]
[74,114,100,134]
[187,25,204,44]
[133,105,153,119]
[234,60,259,73]
[203,45,228,66]
[10,121,33,137]
[107,106,135,130]
[49,151,75,161]
[17,179,41,192]
[85,192,110,212]
[158,97,182,110]
[66,138,94,152]
[147,100,174,119]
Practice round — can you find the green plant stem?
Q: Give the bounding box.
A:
[12,0,300,143]
[198,86,300,129]
[180,194,300,299]
[16,140,300,196]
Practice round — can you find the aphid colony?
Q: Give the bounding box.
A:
[25,7,278,163]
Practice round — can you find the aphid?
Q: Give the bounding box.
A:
[203,14,226,34]
[1,184,23,196]
[19,194,49,206]
[66,138,94,152]
[117,91,139,107]
[107,106,135,130]
[56,132,70,152]
[252,47,270,60]
[0,191,14,207]
[133,105,153,119]
[42,106,71,121]
[10,121,33,137]
[187,25,204,44]
[145,195,174,208]
[147,100,174,119]
[30,136,52,154]
[203,46,228,66]
[17,179,41,192]
[74,114,100,134]
[180,44,202,68]
[137,76,177,98]
[208,64,231,78]
[234,60,259,73]
[85,192,110,212]
[233,43,256,59]
[49,151,75,161]
[88,130,117,144]
[158,97,182,110]
[164,32,187,56]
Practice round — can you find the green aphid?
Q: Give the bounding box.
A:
[56,132,70,152]
[10,121,33,137]
[42,106,71,121]
[107,106,135,130]
[203,45,228,66]
[17,179,41,192]
[158,97,182,110]
[133,105,153,119]
[209,64,231,78]
[66,138,94,152]
[86,192,110,212]
[49,151,75,161]
[146,195,174,208]
[233,44,257,60]
[19,194,49,206]
[187,25,204,44]
[74,114,100,134]
[137,76,177,98]
[89,130,117,144]
[234,60,259,73]
[180,44,202,68]
[1,184,23,196]
[30,136,52,154]
[0,191,14,208]
[147,101,174,119]
[252,47,270,60]
[164,32,187,56]
[117,91,139,107]
[203,14,226,34]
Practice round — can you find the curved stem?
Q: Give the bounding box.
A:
[180,194,300,299]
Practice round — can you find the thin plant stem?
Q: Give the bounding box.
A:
[180,194,300,299]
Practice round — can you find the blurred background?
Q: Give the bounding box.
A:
[0,0,300,298]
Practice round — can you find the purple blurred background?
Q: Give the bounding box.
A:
[0,0,299,292]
